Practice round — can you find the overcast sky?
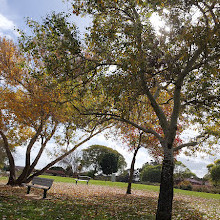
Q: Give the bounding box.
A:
[1,0,219,178]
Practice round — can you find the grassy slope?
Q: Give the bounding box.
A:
[39,175,220,200]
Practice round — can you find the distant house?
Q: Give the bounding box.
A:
[185,178,203,185]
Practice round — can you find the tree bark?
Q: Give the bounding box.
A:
[0,130,16,185]
[156,149,174,220]
[126,133,142,194]
[15,122,44,185]
[126,146,140,194]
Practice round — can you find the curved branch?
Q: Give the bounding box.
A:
[174,142,198,152]
[83,112,163,142]
[174,133,209,151]
[27,121,58,176]
[26,128,105,182]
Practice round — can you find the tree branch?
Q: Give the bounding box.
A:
[26,127,106,182]
[174,133,209,151]
[82,112,163,142]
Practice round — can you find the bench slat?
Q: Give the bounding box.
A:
[32,177,53,187]
[25,177,54,199]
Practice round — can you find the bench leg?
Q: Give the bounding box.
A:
[75,180,78,185]
[87,181,89,185]
[27,186,31,194]
[43,189,47,199]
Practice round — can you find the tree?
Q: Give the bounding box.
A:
[174,161,197,182]
[112,87,182,194]
[68,1,219,219]
[100,152,118,175]
[126,131,142,194]
[0,14,107,186]
[207,160,220,186]
[141,163,162,183]
[59,150,82,175]
[81,145,126,175]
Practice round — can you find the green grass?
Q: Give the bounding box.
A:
[174,188,220,199]
[0,176,7,180]
[40,175,160,192]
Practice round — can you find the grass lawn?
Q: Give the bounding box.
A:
[0,176,219,219]
[40,175,220,199]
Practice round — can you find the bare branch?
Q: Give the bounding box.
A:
[174,142,198,151]
[174,133,209,151]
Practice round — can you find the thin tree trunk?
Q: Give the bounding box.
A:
[126,146,140,194]
[156,149,174,220]
[27,122,58,177]
[15,122,44,184]
[0,130,16,185]
[126,132,142,194]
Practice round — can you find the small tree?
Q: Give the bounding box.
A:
[207,160,220,187]
[60,150,82,175]
[81,145,126,175]
[141,163,162,183]
[100,153,118,175]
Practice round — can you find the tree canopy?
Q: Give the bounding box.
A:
[207,159,220,186]
[141,163,162,183]
[81,145,127,175]
[100,152,119,175]
[66,1,219,219]
[1,1,219,219]
[0,14,109,186]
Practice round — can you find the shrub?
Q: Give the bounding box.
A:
[178,180,192,191]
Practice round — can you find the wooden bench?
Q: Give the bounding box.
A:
[25,177,54,199]
[75,176,91,185]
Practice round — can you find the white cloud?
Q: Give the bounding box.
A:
[0,14,14,30]
[0,13,19,38]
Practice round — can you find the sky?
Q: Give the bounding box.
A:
[1,0,219,178]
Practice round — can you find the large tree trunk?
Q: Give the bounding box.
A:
[156,148,174,220]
